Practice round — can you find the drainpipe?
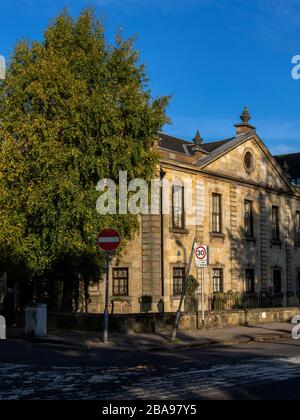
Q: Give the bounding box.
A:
[284,197,291,308]
[285,231,289,307]
[160,167,166,308]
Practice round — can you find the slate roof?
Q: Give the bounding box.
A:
[159,132,300,185]
[158,133,191,154]
[158,132,234,155]
[274,153,300,181]
[195,132,254,167]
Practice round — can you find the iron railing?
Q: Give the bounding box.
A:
[208,292,286,312]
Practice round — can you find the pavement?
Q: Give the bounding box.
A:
[6,322,293,351]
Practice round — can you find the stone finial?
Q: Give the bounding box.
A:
[193,130,203,146]
[240,107,251,124]
[235,106,256,135]
[191,130,208,160]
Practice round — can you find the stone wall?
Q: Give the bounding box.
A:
[47,307,300,334]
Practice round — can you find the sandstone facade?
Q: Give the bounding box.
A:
[89,110,300,314]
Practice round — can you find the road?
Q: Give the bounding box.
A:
[0,338,300,400]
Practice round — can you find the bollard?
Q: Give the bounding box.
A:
[0,316,6,340]
[25,304,47,337]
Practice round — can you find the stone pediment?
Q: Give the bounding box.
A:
[197,133,293,193]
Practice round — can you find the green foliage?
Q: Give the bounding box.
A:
[186,275,199,297]
[184,276,199,313]
[0,8,169,306]
[227,290,241,306]
[211,291,241,311]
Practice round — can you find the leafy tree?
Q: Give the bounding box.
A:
[0,8,169,310]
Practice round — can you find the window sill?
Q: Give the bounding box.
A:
[210,232,226,239]
[170,294,182,300]
[170,228,189,235]
[111,296,130,301]
[271,240,282,247]
[244,236,257,243]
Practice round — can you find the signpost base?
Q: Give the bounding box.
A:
[103,310,109,344]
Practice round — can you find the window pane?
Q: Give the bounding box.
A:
[213,195,220,213]
[212,269,223,293]
[245,269,255,293]
[244,200,253,237]
[272,206,280,241]
[273,270,282,294]
[212,194,222,233]
[172,186,184,229]
[173,267,185,295]
[113,268,129,296]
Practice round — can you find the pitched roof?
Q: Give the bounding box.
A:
[202,138,235,153]
[159,131,300,188]
[158,132,233,155]
[158,133,191,154]
[274,153,300,180]
[196,132,256,167]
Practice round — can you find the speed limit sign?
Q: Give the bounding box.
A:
[195,244,209,268]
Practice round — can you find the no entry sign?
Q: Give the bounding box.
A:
[195,244,208,268]
[97,229,120,252]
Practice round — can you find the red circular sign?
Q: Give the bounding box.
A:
[97,229,120,252]
[195,246,207,260]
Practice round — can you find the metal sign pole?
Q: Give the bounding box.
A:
[201,267,205,327]
[195,244,208,329]
[171,239,196,342]
[103,252,111,344]
[97,229,120,344]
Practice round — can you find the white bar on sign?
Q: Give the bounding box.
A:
[98,237,120,243]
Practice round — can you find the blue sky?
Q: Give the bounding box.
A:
[0,0,300,154]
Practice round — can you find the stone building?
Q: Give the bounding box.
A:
[89,108,300,314]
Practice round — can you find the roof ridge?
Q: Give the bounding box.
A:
[158,132,192,144]
[273,152,300,157]
[159,132,234,146]
[159,132,236,156]
[202,137,235,145]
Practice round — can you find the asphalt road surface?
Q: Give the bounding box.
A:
[0,338,300,400]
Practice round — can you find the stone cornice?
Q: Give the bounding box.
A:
[159,159,300,200]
